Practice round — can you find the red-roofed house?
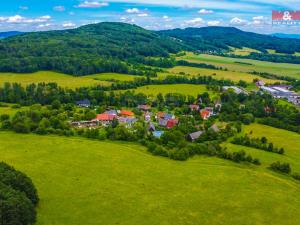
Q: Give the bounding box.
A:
[120,110,134,117]
[156,112,165,119]
[166,119,179,129]
[200,109,211,120]
[92,114,117,125]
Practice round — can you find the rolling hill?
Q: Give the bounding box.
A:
[0,31,24,39]
[1,23,300,76]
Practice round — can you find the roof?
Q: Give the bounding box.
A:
[166,119,179,129]
[164,113,174,120]
[188,131,204,141]
[157,112,165,118]
[200,110,210,119]
[153,131,164,138]
[105,110,118,115]
[210,124,220,133]
[189,104,199,110]
[120,110,134,117]
[76,99,91,105]
[159,118,168,127]
[138,105,151,110]
[93,113,116,121]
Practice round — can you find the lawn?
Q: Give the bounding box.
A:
[224,123,300,173]
[168,66,281,83]
[0,103,28,116]
[0,71,111,89]
[178,52,300,79]
[123,84,214,97]
[0,132,300,225]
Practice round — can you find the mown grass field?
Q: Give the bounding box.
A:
[0,71,111,89]
[178,52,300,79]
[122,84,214,97]
[168,66,281,84]
[0,103,28,116]
[0,131,299,225]
[229,47,261,56]
[224,123,300,173]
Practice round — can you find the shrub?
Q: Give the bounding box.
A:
[269,161,291,174]
[292,173,300,181]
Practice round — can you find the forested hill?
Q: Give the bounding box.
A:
[159,26,300,54]
[0,31,24,39]
[1,22,300,75]
[0,22,186,75]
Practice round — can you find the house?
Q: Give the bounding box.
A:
[105,110,119,116]
[156,112,165,120]
[71,121,97,128]
[120,110,134,117]
[92,113,116,126]
[200,109,211,120]
[144,112,152,122]
[166,119,179,129]
[138,105,151,111]
[76,99,91,108]
[118,117,138,128]
[209,124,220,133]
[148,123,156,132]
[153,131,164,138]
[255,80,265,87]
[222,86,247,95]
[163,113,175,120]
[189,104,200,111]
[187,131,204,142]
[159,118,168,127]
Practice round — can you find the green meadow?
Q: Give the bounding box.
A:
[122,84,214,97]
[86,73,138,82]
[0,71,111,89]
[0,103,29,116]
[229,47,261,56]
[178,52,300,79]
[168,66,281,83]
[0,131,300,225]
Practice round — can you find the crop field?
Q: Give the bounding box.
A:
[168,66,281,83]
[123,84,214,97]
[0,132,299,225]
[178,52,300,79]
[0,71,111,89]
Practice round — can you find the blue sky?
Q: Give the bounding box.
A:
[1,0,300,33]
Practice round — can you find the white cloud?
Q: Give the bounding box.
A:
[53,6,66,12]
[126,8,140,13]
[137,13,148,17]
[184,18,205,27]
[230,17,248,26]
[198,9,214,14]
[38,23,51,28]
[207,20,220,26]
[19,6,29,10]
[0,15,51,24]
[75,1,109,8]
[62,22,76,28]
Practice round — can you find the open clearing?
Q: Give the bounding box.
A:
[122,84,214,97]
[86,73,139,82]
[168,66,282,83]
[229,47,261,56]
[224,123,300,173]
[178,52,300,79]
[0,131,300,225]
[0,71,111,89]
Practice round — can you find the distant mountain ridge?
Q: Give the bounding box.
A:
[0,31,24,39]
[271,33,300,39]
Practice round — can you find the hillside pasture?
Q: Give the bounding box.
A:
[121,84,214,97]
[229,47,261,56]
[168,66,281,84]
[178,52,300,79]
[0,132,300,225]
[0,71,111,89]
[86,73,140,82]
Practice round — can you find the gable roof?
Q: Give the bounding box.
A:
[93,113,116,121]
[120,110,134,117]
[188,131,204,141]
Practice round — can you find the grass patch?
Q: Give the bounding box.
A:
[178,52,300,79]
[122,84,214,97]
[86,73,139,82]
[229,47,261,56]
[168,66,281,83]
[0,132,300,225]
[0,71,111,89]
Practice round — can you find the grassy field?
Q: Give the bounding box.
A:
[122,84,214,97]
[178,52,300,79]
[0,71,111,89]
[0,132,300,225]
[168,66,281,84]
[224,123,300,173]
[229,47,261,56]
[0,103,28,116]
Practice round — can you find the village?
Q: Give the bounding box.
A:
[72,99,221,142]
